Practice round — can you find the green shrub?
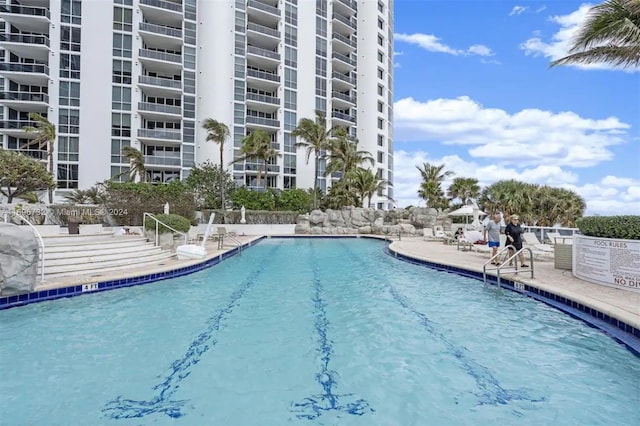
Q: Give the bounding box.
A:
[144,213,191,234]
[576,216,640,240]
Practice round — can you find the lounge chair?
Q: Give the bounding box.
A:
[522,232,554,253]
[547,232,573,245]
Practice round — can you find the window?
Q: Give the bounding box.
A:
[285,25,297,46]
[315,57,326,77]
[60,26,81,52]
[378,101,384,113]
[59,81,80,107]
[112,86,131,110]
[377,151,384,163]
[184,96,195,119]
[377,118,384,129]
[113,7,132,32]
[112,60,132,84]
[285,89,296,110]
[378,84,384,96]
[58,109,80,134]
[284,133,296,153]
[315,37,327,57]
[111,113,131,137]
[111,138,130,163]
[184,46,196,70]
[378,34,384,46]
[285,3,298,26]
[61,0,82,25]
[283,176,296,189]
[378,50,384,63]
[184,22,197,45]
[315,77,326,97]
[58,136,79,162]
[315,97,326,113]
[285,111,297,131]
[285,68,297,89]
[184,71,195,94]
[377,68,384,79]
[316,16,327,37]
[113,34,132,58]
[285,46,297,67]
[284,154,297,174]
[378,18,384,29]
[57,164,79,189]
[378,1,384,13]
[377,134,384,146]
[60,54,80,79]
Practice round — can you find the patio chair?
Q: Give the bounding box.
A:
[522,232,554,253]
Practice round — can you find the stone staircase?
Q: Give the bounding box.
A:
[40,232,175,279]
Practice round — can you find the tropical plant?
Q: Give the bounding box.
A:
[447,177,480,205]
[550,0,640,69]
[479,179,535,221]
[232,129,280,190]
[325,127,374,179]
[63,189,90,204]
[143,213,191,234]
[349,168,387,208]
[22,112,56,203]
[321,180,359,209]
[276,188,313,212]
[0,148,55,203]
[532,186,586,226]
[577,215,640,239]
[416,162,454,208]
[202,118,230,208]
[121,146,146,183]
[291,110,336,209]
[185,160,236,209]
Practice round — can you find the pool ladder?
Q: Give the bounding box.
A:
[482,245,534,289]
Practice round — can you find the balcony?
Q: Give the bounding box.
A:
[0,119,39,137]
[246,69,280,91]
[246,116,280,129]
[138,102,182,119]
[244,163,280,173]
[137,128,182,145]
[144,155,181,168]
[139,0,183,27]
[246,92,279,106]
[0,4,50,33]
[139,22,183,51]
[247,46,280,68]
[139,49,182,73]
[247,0,280,27]
[332,12,357,35]
[138,75,182,97]
[332,71,356,87]
[335,0,357,14]
[247,46,280,61]
[247,22,280,39]
[0,62,49,85]
[0,91,49,112]
[247,22,280,50]
[331,111,356,124]
[332,91,356,106]
[332,32,356,52]
[331,52,356,71]
[0,34,50,62]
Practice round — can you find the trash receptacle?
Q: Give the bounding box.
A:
[68,222,79,234]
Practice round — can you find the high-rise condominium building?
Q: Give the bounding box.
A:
[0,0,394,209]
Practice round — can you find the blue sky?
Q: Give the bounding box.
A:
[391,0,640,215]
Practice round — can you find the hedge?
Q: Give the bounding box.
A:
[576,216,640,240]
[144,213,191,234]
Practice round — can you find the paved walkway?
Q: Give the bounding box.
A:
[34,234,639,329]
[389,237,640,329]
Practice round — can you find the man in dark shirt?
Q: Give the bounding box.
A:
[504,214,528,267]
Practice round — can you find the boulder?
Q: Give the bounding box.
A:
[0,223,39,292]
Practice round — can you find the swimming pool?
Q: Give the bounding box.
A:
[1,238,638,425]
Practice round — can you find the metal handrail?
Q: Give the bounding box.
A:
[2,209,46,282]
[483,245,534,288]
[142,212,187,247]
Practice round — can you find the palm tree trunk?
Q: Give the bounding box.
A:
[313,155,319,210]
[219,145,225,215]
[48,143,53,204]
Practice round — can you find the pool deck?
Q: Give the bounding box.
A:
[20,234,640,331]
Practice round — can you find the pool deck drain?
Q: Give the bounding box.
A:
[16,235,640,331]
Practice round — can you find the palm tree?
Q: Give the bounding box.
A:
[447,177,480,205]
[325,127,374,179]
[22,112,56,203]
[291,110,336,209]
[480,179,535,221]
[550,0,640,69]
[349,168,387,208]
[202,118,230,209]
[416,162,454,208]
[121,146,146,183]
[231,129,280,190]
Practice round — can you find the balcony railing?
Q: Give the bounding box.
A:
[138,102,182,115]
[332,71,356,85]
[246,116,280,127]
[139,49,182,63]
[332,12,357,30]
[139,0,182,13]
[336,0,357,12]
[0,120,39,130]
[247,45,280,61]
[0,4,50,18]
[139,22,182,38]
[332,52,356,67]
[332,32,356,49]
[247,22,280,38]
[245,163,280,173]
[0,92,49,103]
[331,111,356,123]
[247,69,280,82]
[246,93,279,105]
[332,91,355,104]
[138,75,182,89]
[0,34,50,47]
[144,155,181,166]
[0,63,49,74]
[247,0,280,16]
[137,129,182,140]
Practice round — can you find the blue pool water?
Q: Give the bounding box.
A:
[1,238,639,425]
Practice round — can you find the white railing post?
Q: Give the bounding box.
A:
[155,220,159,246]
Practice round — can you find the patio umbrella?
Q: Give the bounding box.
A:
[448,204,487,224]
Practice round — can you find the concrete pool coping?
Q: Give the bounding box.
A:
[1,234,638,353]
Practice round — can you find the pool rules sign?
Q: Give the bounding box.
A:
[573,235,640,293]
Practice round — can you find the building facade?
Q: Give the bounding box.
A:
[0,0,394,209]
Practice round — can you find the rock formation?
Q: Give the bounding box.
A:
[0,223,39,293]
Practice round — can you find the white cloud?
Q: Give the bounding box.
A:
[393,96,630,168]
[395,33,494,57]
[392,150,640,215]
[509,6,528,16]
[535,5,547,13]
[520,3,637,72]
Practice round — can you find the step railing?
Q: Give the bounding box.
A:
[142,212,187,247]
[482,245,534,288]
[1,209,46,281]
